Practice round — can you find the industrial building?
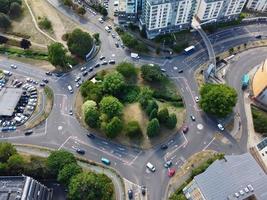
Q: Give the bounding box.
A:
[183,153,267,200]
[0,176,52,200]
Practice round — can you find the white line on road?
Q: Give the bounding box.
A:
[58,136,76,150]
[202,137,215,151]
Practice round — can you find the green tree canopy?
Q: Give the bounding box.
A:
[145,100,158,116]
[116,62,137,79]
[85,107,100,128]
[166,113,177,129]
[80,81,103,103]
[0,13,11,29]
[58,163,82,186]
[0,142,17,163]
[9,2,21,18]
[77,6,86,15]
[48,42,67,68]
[82,100,97,116]
[138,87,153,108]
[46,150,76,176]
[105,116,123,138]
[125,121,142,138]
[158,108,169,124]
[67,29,93,59]
[7,154,25,174]
[103,71,125,96]
[149,108,158,120]
[141,64,165,82]
[200,84,237,118]
[68,172,114,200]
[0,0,9,14]
[147,118,160,137]
[99,96,123,119]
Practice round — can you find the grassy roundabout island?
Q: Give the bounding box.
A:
[77,62,185,148]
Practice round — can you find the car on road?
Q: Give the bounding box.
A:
[75,76,81,82]
[146,162,156,172]
[164,160,172,168]
[217,123,225,131]
[45,71,52,76]
[94,63,100,68]
[10,64,17,69]
[178,70,183,73]
[100,55,105,60]
[168,168,176,177]
[141,186,146,195]
[182,126,189,133]
[190,115,196,121]
[39,83,45,87]
[109,60,115,64]
[86,133,95,139]
[255,35,262,39]
[81,66,87,71]
[195,96,200,103]
[98,17,104,23]
[82,71,88,76]
[115,42,119,48]
[69,110,73,115]
[101,60,108,65]
[161,68,166,72]
[160,144,168,150]
[24,130,33,136]
[42,79,49,83]
[111,33,115,38]
[128,189,133,199]
[76,148,85,155]
[101,157,110,165]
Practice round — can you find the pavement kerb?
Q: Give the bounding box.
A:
[13,143,126,200]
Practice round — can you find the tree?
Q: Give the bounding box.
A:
[0,0,9,14]
[82,100,97,116]
[101,7,108,17]
[200,84,237,118]
[38,17,52,30]
[105,117,123,138]
[121,33,136,48]
[145,100,158,116]
[116,62,137,79]
[48,42,67,68]
[46,150,76,176]
[141,64,165,82]
[67,29,93,59]
[68,172,114,200]
[25,156,50,179]
[166,114,177,129]
[20,39,31,49]
[93,33,100,44]
[80,81,103,102]
[0,35,8,44]
[62,0,73,6]
[149,108,158,120]
[58,163,82,186]
[0,142,17,163]
[138,87,153,108]
[0,13,11,29]
[147,118,160,137]
[7,154,25,174]
[77,6,86,15]
[9,2,21,18]
[103,71,125,96]
[85,107,100,128]
[99,96,123,118]
[158,108,169,124]
[125,121,142,138]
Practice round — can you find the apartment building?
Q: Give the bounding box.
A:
[247,0,267,12]
[139,0,197,38]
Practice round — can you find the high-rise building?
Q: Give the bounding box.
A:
[246,0,267,12]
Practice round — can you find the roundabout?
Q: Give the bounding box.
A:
[1,6,267,199]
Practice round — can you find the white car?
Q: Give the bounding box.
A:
[195,96,200,103]
[217,123,224,131]
[10,64,17,69]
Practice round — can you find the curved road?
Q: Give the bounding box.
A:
[1,1,267,199]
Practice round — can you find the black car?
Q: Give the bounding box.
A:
[128,189,133,199]
[76,148,85,155]
[39,83,45,87]
[86,133,95,139]
[160,144,168,150]
[54,72,63,77]
[42,79,49,83]
[25,130,33,136]
[141,186,146,195]
[45,71,52,76]
[89,67,93,72]
[115,42,119,48]
[178,70,183,73]
[94,63,100,68]
[82,71,88,76]
[255,35,262,39]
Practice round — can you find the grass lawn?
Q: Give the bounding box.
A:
[251,105,267,136]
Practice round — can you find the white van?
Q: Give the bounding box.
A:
[146,162,156,172]
[67,85,73,94]
[3,70,12,76]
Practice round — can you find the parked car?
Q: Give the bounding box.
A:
[24,130,33,136]
[101,157,110,165]
[128,189,133,199]
[45,71,52,76]
[190,115,196,121]
[164,160,172,168]
[160,144,168,150]
[217,123,225,131]
[182,126,189,133]
[168,168,176,177]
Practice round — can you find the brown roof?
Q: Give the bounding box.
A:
[252,60,267,97]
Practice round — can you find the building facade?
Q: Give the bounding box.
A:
[247,0,267,12]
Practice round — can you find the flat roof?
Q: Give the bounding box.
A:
[252,59,267,97]
[0,88,23,116]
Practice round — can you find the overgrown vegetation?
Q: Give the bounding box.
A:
[251,106,267,136]
[60,0,87,16]
[38,17,53,31]
[169,153,224,200]
[0,0,22,29]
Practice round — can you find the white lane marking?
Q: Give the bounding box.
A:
[127,150,142,165]
[202,137,216,151]
[58,136,76,150]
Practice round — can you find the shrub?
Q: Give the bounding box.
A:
[82,100,97,116]
[145,100,158,116]
[125,121,142,138]
[99,96,123,119]
[141,64,165,82]
[85,107,100,128]
[9,2,21,18]
[38,17,52,30]
[121,85,140,103]
[116,62,137,79]
[149,108,158,120]
[105,117,123,138]
[166,113,177,129]
[158,108,169,123]
[0,13,11,29]
[147,118,160,137]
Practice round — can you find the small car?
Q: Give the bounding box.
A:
[89,67,93,72]
[80,66,87,71]
[168,168,176,177]
[76,148,85,155]
[94,63,100,68]
[42,79,49,83]
[10,64,17,69]
[101,157,110,165]
[45,71,52,76]
[82,71,88,76]
[25,130,33,136]
[128,189,133,199]
[86,133,95,139]
[178,70,184,73]
[100,55,105,60]
[182,126,189,133]
[69,110,73,115]
[217,123,225,131]
[190,115,196,121]
[164,160,172,168]
[141,186,146,195]
[39,83,45,87]
[75,76,81,82]
[101,61,108,65]
[108,60,115,64]
[160,144,168,150]
[195,96,200,103]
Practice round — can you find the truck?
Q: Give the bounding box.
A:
[242,74,250,90]
[184,45,195,55]
[131,53,140,59]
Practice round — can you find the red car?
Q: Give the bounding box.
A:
[182,126,189,133]
[168,168,176,177]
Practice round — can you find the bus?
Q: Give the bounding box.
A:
[242,74,250,89]
[184,46,195,55]
[101,157,110,165]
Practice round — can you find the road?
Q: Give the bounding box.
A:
[1,1,267,199]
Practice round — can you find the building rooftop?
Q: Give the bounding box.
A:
[0,176,52,200]
[184,153,267,200]
[0,88,23,116]
[252,59,267,97]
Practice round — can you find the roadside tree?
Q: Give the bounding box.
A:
[7,154,25,174]
[48,42,67,68]
[200,84,237,118]
[141,64,165,82]
[77,6,86,15]
[20,39,31,49]
[57,163,82,186]
[116,62,137,79]
[0,142,17,163]
[103,71,125,96]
